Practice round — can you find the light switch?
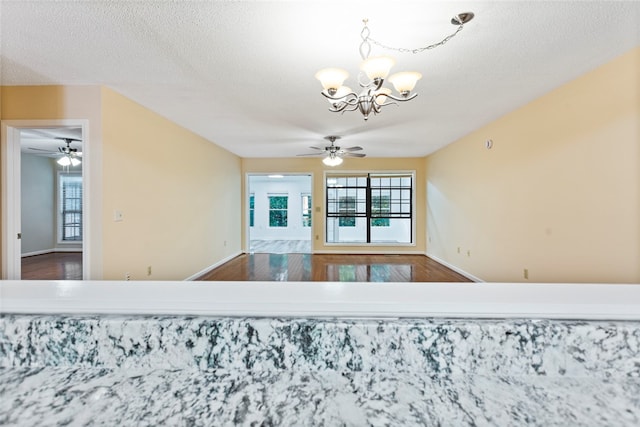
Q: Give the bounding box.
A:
[114,210,124,222]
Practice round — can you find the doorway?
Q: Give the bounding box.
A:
[1,120,90,280]
[247,174,313,254]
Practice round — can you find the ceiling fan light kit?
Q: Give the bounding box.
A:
[316,12,474,121]
[297,136,366,167]
[56,137,82,167]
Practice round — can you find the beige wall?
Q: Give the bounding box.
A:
[1,85,241,280]
[426,47,640,283]
[1,85,104,277]
[242,157,426,253]
[101,87,241,280]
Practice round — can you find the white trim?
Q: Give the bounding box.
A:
[426,253,484,282]
[21,248,83,258]
[314,249,426,255]
[245,172,314,252]
[183,251,243,281]
[2,280,640,320]
[1,124,22,279]
[20,249,54,258]
[1,120,91,280]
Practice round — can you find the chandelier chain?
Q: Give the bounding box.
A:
[367,24,465,55]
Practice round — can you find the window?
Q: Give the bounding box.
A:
[302,194,312,227]
[249,194,255,227]
[326,173,413,244]
[59,173,82,242]
[268,195,288,227]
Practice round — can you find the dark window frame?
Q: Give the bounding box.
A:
[325,173,413,243]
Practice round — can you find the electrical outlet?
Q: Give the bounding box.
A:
[316,235,319,240]
[524,269,529,280]
[125,272,131,281]
[224,240,227,247]
[147,266,152,276]
[457,247,460,254]
[467,250,471,257]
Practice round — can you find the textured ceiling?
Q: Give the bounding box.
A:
[2,1,639,158]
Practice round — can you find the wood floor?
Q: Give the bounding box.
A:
[198,253,471,282]
[19,252,470,283]
[21,252,83,280]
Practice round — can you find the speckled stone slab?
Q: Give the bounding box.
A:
[1,315,640,426]
[1,367,639,426]
[2,316,640,377]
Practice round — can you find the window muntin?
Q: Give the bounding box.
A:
[326,173,413,244]
[268,195,288,227]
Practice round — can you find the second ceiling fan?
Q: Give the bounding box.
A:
[297,136,366,166]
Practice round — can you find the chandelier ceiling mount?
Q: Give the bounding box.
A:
[316,12,475,120]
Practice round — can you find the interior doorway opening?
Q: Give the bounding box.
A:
[2,120,90,280]
[247,174,313,254]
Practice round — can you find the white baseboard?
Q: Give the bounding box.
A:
[313,250,425,255]
[21,249,55,258]
[426,253,484,282]
[21,248,82,258]
[54,247,82,253]
[184,251,243,281]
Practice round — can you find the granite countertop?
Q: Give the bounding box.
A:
[2,312,640,426]
[2,367,639,426]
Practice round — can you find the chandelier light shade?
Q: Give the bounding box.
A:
[388,71,422,96]
[315,68,349,96]
[360,56,395,80]
[316,12,474,120]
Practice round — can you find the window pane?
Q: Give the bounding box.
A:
[268,195,288,227]
[302,194,311,227]
[371,218,411,243]
[60,174,82,242]
[326,217,367,243]
[249,195,255,227]
[269,210,287,227]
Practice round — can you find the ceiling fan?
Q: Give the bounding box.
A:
[29,137,82,166]
[297,136,366,166]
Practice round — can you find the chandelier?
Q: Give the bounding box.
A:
[315,12,474,120]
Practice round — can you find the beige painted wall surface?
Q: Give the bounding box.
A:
[242,157,426,253]
[1,85,103,277]
[426,47,640,283]
[101,88,241,280]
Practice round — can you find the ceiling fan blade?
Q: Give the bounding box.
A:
[342,153,367,158]
[296,153,325,157]
[343,146,363,151]
[28,147,57,153]
[308,146,325,151]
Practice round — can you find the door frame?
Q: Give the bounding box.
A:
[1,119,91,279]
[245,172,314,253]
